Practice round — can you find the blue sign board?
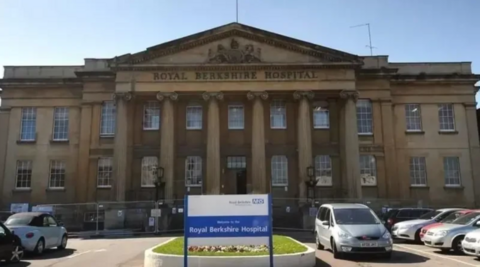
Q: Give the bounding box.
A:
[184,194,274,267]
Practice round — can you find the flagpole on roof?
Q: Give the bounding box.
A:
[236,0,239,23]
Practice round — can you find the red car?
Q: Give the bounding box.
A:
[419,210,473,240]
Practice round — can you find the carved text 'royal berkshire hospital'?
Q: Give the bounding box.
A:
[0,23,479,209]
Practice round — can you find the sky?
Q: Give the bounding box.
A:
[0,0,479,102]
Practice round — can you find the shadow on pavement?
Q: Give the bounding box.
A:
[315,257,332,267]
[9,262,31,267]
[350,250,429,264]
[26,248,76,260]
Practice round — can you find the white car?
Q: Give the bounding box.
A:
[391,208,464,242]
[462,229,480,258]
[4,212,68,254]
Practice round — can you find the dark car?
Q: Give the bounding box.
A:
[0,221,23,263]
[383,208,433,231]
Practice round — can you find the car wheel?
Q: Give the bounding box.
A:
[58,234,68,250]
[6,245,24,263]
[331,239,343,259]
[315,234,324,250]
[452,236,464,254]
[34,238,45,255]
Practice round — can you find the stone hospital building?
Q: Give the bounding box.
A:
[0,23,479,209]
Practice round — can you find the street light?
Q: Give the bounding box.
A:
[150,166,165,202]
[305,166,317,206]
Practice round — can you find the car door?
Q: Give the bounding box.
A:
[41,215,56,248]
[319,208,332,245]
[315,207,324,237]
[46,215,61,246]
[0,224,13,259]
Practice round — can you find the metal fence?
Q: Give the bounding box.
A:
[30,197,472,236]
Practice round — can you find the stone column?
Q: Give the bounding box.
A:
[203,92,223,195]
[157,92,178,201]
[464,102,480,206]
[247,91,269,193]
[340,90,362,199]
[113,92,133,201]
[293,91,314,201]
[76,103,93,202]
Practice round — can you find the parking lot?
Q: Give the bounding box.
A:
[8,235,480,267]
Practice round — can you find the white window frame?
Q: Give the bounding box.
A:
[52,107,69,141]
[405,104,422,132]
[313,106,330,129]
[20,107,37,141]
[228,104,245,130]
[141,157,158,187]
[314,155,332,186]
[359,155,377,186]
[438,104,456,132]
[185,156,202,187]
[356,99,373,135]
[97,157,113,188]
[100,101,116,136]
[143,101,160,130]
[186,105,203,130]
[444,157,461,187]
[15,160,32,189]
[271,155,288,186]
[409,157,427,186]
[270,100,287,129]
[49,160,66,189]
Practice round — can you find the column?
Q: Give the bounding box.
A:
[340,90,362,199]
[203,92,223,194]
[76,103,92,202]
[113,92,133,201]
[247,91,268,193]
[156,92,178,201]
[464,102,480,206]
[293,91,314,201]
[380,99,398,199]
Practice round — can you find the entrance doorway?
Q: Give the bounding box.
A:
[225,156,247,195]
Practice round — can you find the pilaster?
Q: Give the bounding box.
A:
[76,104,93,202]
[203,92,223,194]
[464,102,480,206]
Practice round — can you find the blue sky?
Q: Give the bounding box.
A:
[0,0,479,100]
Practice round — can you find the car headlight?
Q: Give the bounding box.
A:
[434,231,448,237]
[337,230,352,239]
[382,232,392,239]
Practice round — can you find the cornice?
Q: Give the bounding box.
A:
[111,62,360,72]
[0,78,83,89]
[390,74,480,85]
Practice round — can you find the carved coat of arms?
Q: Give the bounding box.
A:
[207,39,262,63]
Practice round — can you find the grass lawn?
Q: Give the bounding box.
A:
[153,235,308,256]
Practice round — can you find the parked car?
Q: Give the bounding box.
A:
[0,221,24,263]
[4,212,68,254]
[420,210,474,241]
[391,208,465,242]
[383,208,433,232]
[423,211,480,253]
[315,203,393,259]
[462,229,480,258]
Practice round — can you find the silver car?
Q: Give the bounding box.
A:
[423,211,480,253]
[315,203,393,259]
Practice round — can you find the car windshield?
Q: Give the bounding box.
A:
[419,210,441,220]
[5,216,33,226]
[452,212,480,225]
[333,208,380,225]
[441,211,468,223]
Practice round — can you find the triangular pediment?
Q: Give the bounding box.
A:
[112,23,360,66]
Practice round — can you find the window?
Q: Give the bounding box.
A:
[313,105,329,129]
[20,107,36,141]
[185,156,202,186]
[444,157,461,186]
[270,100,286,129]
[143,101,160,130]
[186,106,202,130]
[100,101,116,136]
[438,104,455,131]
[314,155,332,186]
[15,160,32,189]
[228,105,244,129]
[271,155,288,186]
[356,100,373,134]
[52,107,69,141]
[97,158,113,188]
[141,157,158,187]
[359,155,377,186]
[405,104,422,132]
[49,160,66,189]
[410,157,427,186]
[227,156,246,169]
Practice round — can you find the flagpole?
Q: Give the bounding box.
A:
[236,0,238,22]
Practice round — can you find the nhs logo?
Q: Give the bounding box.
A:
[252,198,264,204]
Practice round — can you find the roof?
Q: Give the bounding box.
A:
[9,212,45,217]
[438,208,465,212]
[323,203,369,209]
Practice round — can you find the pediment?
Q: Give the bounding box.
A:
[112,23,360,66]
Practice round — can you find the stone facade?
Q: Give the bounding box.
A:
[0,23,479,208]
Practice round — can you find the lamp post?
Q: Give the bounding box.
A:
[305,166,316,207]
[151,166,165,201]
